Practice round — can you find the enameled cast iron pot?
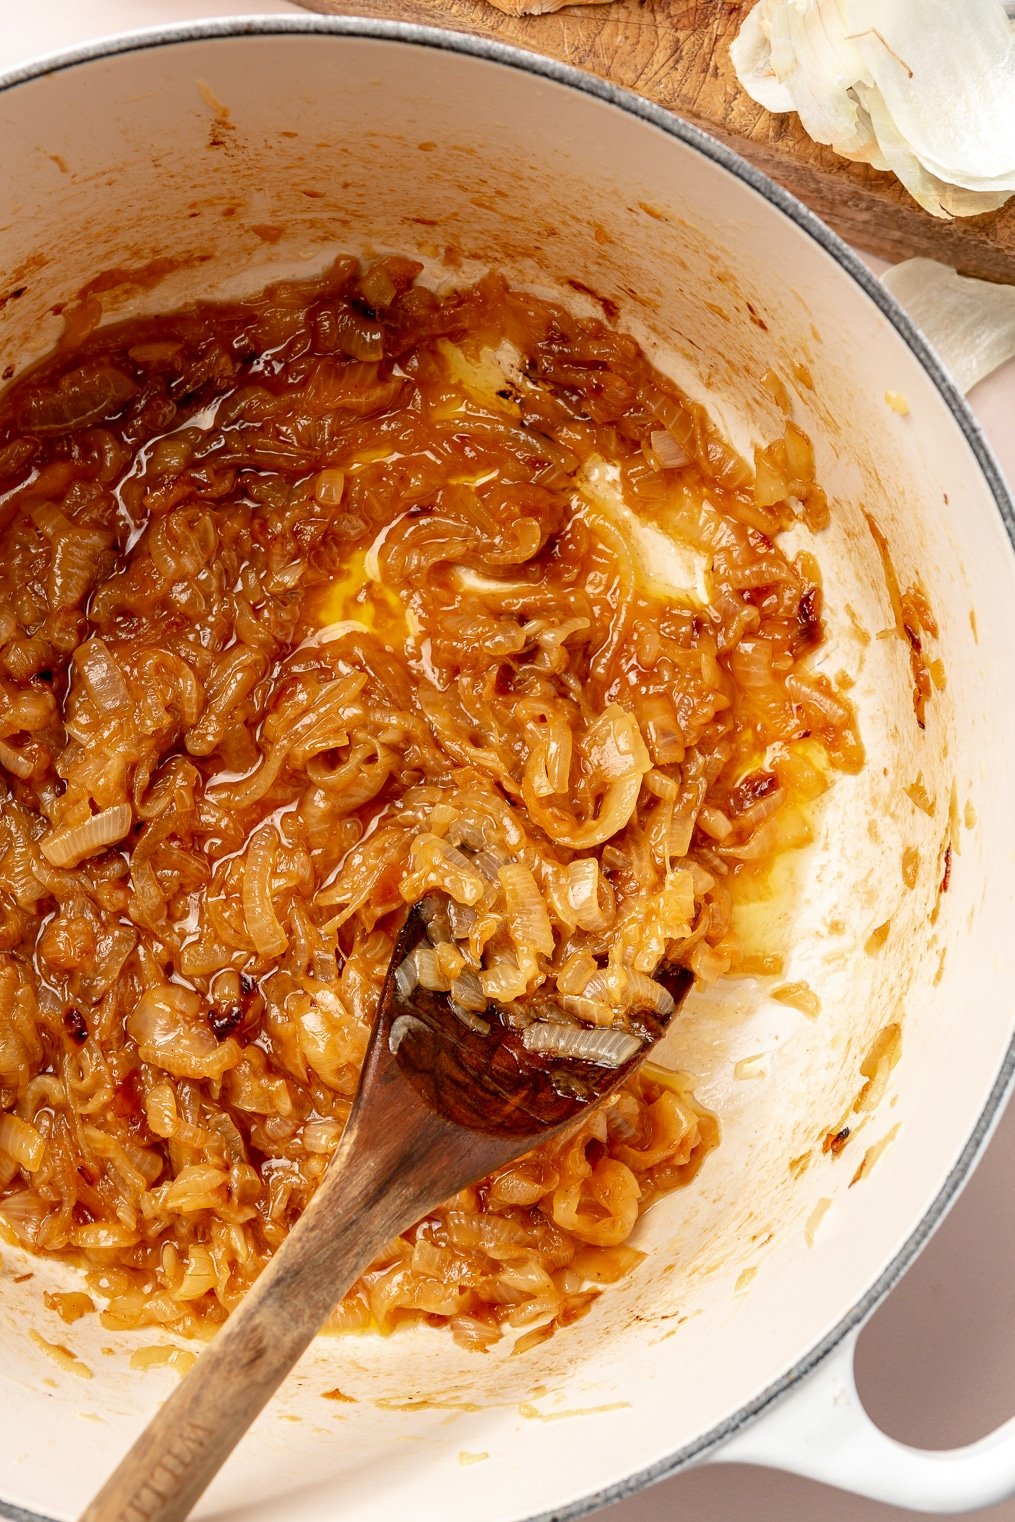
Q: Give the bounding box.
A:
[2,19,1015,1521]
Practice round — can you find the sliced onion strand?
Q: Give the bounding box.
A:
[521,1021,643,1068]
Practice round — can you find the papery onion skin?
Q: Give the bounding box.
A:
[882,258,1015,395]
[732,0,1015,219]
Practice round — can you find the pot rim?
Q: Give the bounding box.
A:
[1,17,1014,1522]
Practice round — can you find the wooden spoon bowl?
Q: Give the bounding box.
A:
[80,903,693,1522]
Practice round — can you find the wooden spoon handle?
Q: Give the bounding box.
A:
[78,989,519,1522]
[79,1126,405,1522]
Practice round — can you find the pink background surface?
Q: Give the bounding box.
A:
[4,8,1015,1517]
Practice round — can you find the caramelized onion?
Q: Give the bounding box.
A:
[0,251,856,1344]
[394,956,418,1001]
[521,1021,642,1068]
[622,969,675,1016]
[16,364,137,434]
[242,824,288,958]
[128,988,241,1082]
[499,862,554,958]
[76,637,130,713]
[0,1189,46,1242]
[40,804,131,868]
[649,429,691,471]
[0,1114,45,1172]
[556,950,598,998]
[177,1245,216,1301]
[402,834,487,908]
[0,738,33,780]
[566,859,612,932]
[450,968,486,1012]
[523,716,573,798]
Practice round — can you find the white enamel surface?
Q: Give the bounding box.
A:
[1,25,1015,1522]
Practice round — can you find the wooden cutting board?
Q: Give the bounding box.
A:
[295,0,1015,284]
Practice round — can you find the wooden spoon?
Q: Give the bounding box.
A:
[80,902,692,1522]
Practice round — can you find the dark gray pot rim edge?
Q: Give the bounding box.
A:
[1,16,1014,1522]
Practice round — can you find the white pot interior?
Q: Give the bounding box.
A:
[1,25,1014,1522]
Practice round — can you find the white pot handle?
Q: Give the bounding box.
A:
[708,1328,1015,1513]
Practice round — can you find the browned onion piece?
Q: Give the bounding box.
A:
[76,637,130,713]
[649,429,691,471]
[40,803,131,868]
[0,738,33,780]
[521,707,651,849]
[242,824,288,958]
[16,364,137,435]
[127,988,242,1081]
[521,1022,643,1067]
[0,1114,44,1172]
[498,862,553,958]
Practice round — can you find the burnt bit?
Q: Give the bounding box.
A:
[823,1126,850,1156]
[208,1004,243,1041]
[730,770,779,814]
[209,972,262,1041]
[901,617,929,714]
[110,1069,142,1121]
[863,511,937,730]
[0,285,27,314]
[63,1007,88,1045]
[796,587,823,649]
[940,842,952,895]
[746,301,769,331]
